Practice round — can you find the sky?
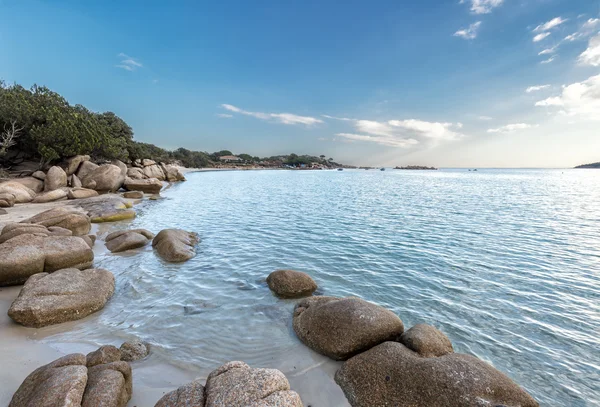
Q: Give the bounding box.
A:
[0,0,599,168]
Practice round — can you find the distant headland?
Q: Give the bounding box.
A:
[394,165,438,170]
[574,162,600,169]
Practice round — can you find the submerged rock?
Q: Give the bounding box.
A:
[45,166,68,191]
[21,206,91,235]
[155,379,205,407]
[152,229,199,262]
[8,268,115,327]
[120,339,150,362]
[0,182,36,203]
[105,229,154,253]
[204,361,302,407]
[335,341,539,407]
[400,323,454,358]
[0,235,94,286]
[123,177,163,194]
[267,269,318,298]
[293,296,404,360]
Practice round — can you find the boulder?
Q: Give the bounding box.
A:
[292,296,404,360]
[143,164,166,180]
[161,164,186,182]
[48,226,74,236]
[155,379,205,407]
[68,187,99,200]
[152,229,199,262]
[32,188,69,203]
[0,223,51,244]
[0,235,94,286]
[64,155,90,175]
[81,234,96,248]
[82,361,132,407]
[13,176,44,193]
[142,158,156,166]
[0,182,36,203]
[123,190,144,199]
[32,170,46,181]
[86,345,122,367]
[335,341,539,407]
[71,173,83,188]
[267,269,318,298]
[112,159,128,178]
[73,195,136,223]
[105,229,154,253]
[204,361,302,407]
[8,268,115,327]
[22,206,91,235]
[127,167,145,179]
[8,354,88,407]
[400,324,454,358]
[124,177,163,194]
[0,192,15,207]
[120,339,149,362]
[45,166,68,191]
[81,164,125,192]
[76,160,99,181]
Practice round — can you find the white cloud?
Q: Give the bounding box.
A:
[538,46,556,55]
[322,114,354,121]
[335,133,420,148]
[221,104,322,126]
[533,17,567,33]
[535,74,600,120]
[533,32,551,42]
[460,0,504,14]
[526,85,551,93]
[578,34,600,67]
[217,114,233,118]
[478,115,493,120]
[541,55,556,64]
[115,53,143,71]
[454,21,482,40]
[487,123,536,133]
[564,18,600,41]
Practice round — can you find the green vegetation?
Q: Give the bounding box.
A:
[575,162,600,169]
[0,81,343,169]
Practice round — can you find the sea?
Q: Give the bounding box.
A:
[40,168,600,406]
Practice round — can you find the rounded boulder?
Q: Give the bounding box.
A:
[267,269,317,298]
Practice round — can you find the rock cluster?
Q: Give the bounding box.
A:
[105,229,154,253]
[267,269,318,298]
[72,195,136,223]
[152,229,200,262]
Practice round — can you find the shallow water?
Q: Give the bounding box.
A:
[45,169,599,406]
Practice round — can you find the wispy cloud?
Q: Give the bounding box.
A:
[221,104,323,126]
[564,18,600,42]
[454,21,482,40]
[115,53,143,71]
[321,114,354,121]
[487,123,536,133]
[578,33,600,67]
[216,113,233,118]
[335,133,420,148]
[533,32,551,42]
[538,46,557,55]
[478,116,493,120]
[460,0,504,15]
[541,55,556,64]
[535,74,600,120]
[533,17,567,33]
[526,85,550,93]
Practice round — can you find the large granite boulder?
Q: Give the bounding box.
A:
[8,354,88,407]
[120,339,150,362]
[45,166,68,191]
[400,323,454,358]
[204,361,302,407]
[0,181,36,203]
[142,158,156,166]
[81,164,125,192]
[22,206,91,235]
[0,234,94,286]
[267,269,317,298]
[152,229,199,262]
[161,164,186,182]
[0,223,53,244]
[86,345,122,367]
[32,188,69,203]
[0,192,15,207]
[10,352,132,407]
[64,154,90,175]
[71,173,83,188]
[143,164,166,180]
[12,176,44,193]
[155,379,205,407]
[112,159,128,178]
[73,195,136,223]
[335,341,539,407]
[68,187,99,200]
[105,229,154,253]
[123,177,163,194]
[127,167,145,179]
[76,160,99,181]
[293,296,404,360]
[8,268,115,327]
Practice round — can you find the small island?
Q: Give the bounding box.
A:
[575,162,600,169]
[394,165,438,170]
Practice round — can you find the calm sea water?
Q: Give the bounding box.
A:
[45,169,599,406]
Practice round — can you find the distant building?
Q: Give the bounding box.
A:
[219,155,242,162]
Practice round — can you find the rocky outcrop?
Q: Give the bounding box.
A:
[155,379,205,407]
[64,155,91,175]
[0,234,94,286]
[112,160,128,178]
[293,296,404,360]
[142,159,156,166]
[161,164,186,182]
[400,324,454,358]
[32,188,69,203]
[0,223,65,244]
[71,173,83,188]
[120,339,149,362]
[267,269,317,298]
[32,170,46,180]
[68,188,99,200]
[143,164,166,180]
[45,166,68,191]
[81,164,125,192]
[8,268,115,327]
[127,167,145,179]
[335,341,539,407]
[123,191,144,199]
[0,192,15,207]
[124,177,163,194]
[22,206,91,235]
[204,361,302,407]
[9,352,132,407]
[76,160,98,181]
[105,229,154,253]
[152,229,199,262]
[12,176,44,193]
[73,195,136,223]
[0,182,36,203]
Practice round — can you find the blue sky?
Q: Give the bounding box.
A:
[0,0,598,167]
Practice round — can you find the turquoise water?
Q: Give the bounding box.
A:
[49,169,599,406]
